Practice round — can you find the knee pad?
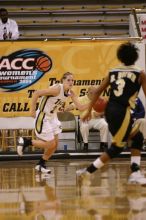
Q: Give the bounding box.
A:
[106,144,123,159]
[131,131,143,150]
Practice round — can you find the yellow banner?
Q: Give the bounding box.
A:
[0,40,123,117]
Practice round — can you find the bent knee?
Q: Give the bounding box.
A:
[131,131,143,150]
[106,144,123,159]
[45,139,57,149]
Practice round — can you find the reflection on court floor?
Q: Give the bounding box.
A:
[0,159,146,220]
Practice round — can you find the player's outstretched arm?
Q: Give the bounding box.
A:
[82,75,110,121]
[70,90,89,111]
[30,85,60,117]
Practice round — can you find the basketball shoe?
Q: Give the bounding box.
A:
[76,168,89,176]
[76,168,91,186]
[128,170,146,185]
[35,164,51,174]
[17,137,31,156]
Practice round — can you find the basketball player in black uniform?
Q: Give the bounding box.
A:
[76,42,146,185]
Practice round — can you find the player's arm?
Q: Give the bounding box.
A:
[83,75,110,121]
[64,103,76,111]
[31,84,60,117]
[70,90,90,111]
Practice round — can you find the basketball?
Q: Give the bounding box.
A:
[36,56,52,72]
[93,97,108,112]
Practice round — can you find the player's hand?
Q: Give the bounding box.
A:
[64,106,70,111]
[64,105,74,111]
[58,107,64,112]
[69,90,75,97]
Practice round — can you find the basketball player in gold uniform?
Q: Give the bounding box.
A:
[17,72,83,173]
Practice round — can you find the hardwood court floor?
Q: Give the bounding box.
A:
[0,158,146,220]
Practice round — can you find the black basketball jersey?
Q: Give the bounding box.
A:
[108,65,141,109]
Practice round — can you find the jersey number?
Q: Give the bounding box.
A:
[50,99,61,113]
[114,79,125,96]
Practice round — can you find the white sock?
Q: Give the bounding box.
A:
[131,156,141,166]
[93,158,104,169]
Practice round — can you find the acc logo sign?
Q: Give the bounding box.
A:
[0,49,52,91]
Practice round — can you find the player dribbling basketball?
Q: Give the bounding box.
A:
[76,42,146,185]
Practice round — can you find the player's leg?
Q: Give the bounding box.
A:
[17,136,32,156]
[17,137,48,156]
[76,104,133,182]
[35,116,62,173]
[135,118,146,149]
[17,134,58,174]
[76,103,124,176]
[76,143,123,176]
[17,115,62,173]
[17,115,55,156]
[128,131,146,184]
[35,135,59,173]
